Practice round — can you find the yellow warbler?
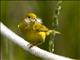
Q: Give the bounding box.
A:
[18,13,60,46]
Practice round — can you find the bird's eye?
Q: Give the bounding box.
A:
[28,16,31,18]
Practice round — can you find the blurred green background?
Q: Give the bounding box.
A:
[1,1,80,60]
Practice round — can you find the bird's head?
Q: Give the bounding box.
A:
[24,13,42,23]
[27,13,37,19]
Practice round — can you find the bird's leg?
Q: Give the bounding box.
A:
[27,44,34,48]
[27,43,38,48]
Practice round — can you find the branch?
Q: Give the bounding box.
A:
[0,22,74,60]
[49,1,63,52]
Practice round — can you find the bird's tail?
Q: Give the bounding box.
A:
[54,30,61,34]
[46,30,61,36]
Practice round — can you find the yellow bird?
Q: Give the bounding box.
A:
[18,13,60,47]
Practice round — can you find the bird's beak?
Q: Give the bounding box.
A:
[34,18,37,22]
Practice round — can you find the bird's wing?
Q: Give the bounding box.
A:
[33,22,49,32]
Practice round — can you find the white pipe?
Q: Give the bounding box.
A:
[0,22,75,60]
